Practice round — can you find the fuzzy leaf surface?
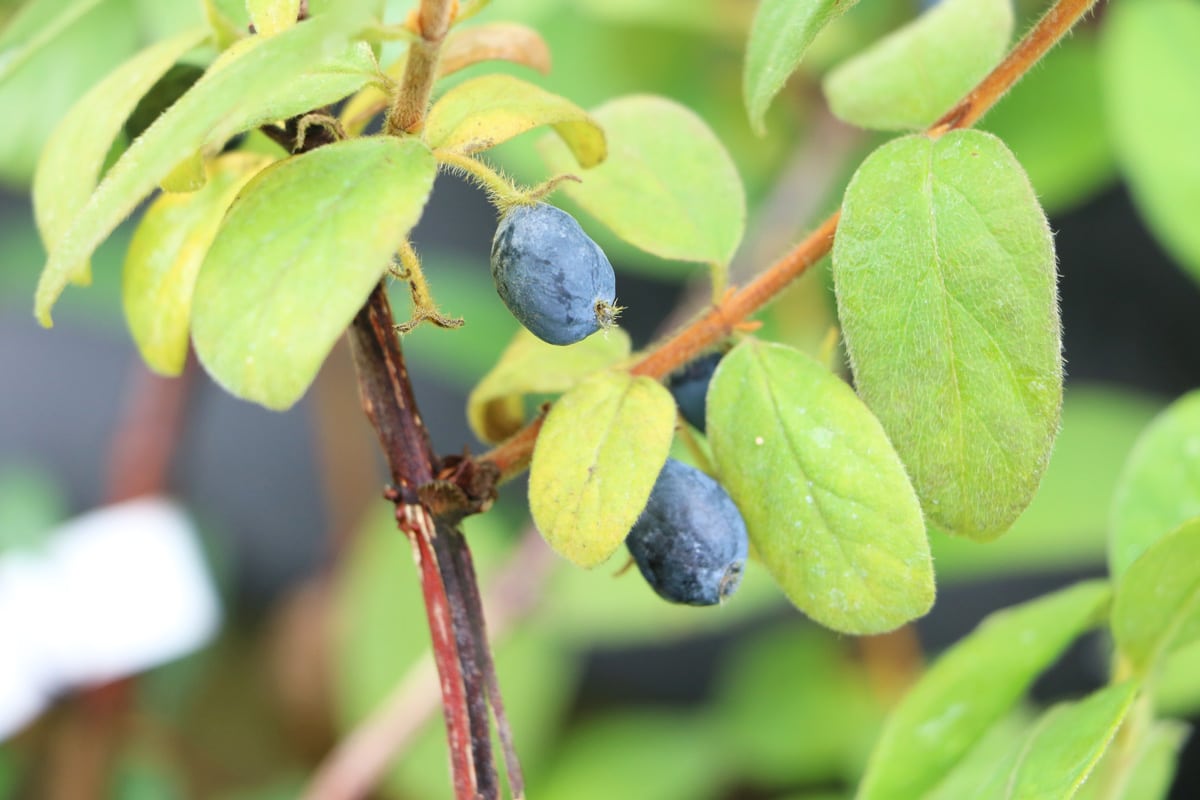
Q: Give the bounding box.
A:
[123,152,272,376]
[1103,0,1200,283]
[32,26,208,286]
[467,328,631,444]
[833,130,1061,539]
[538,95,745,275]
[33,3,373,325]
[824,0,1012,130]
[857,580,1112,799]
[1112,517,1200,671]
[425,74,605,166]
[528,371,675,568]
[1075,720,1187,800]
[708,339,933,634]
[743,0,861,135]
[1110,390,1200,578]
[192,137,435,410]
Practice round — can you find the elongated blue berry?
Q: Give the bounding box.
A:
[626,458,749,606]
[490,203,618,345]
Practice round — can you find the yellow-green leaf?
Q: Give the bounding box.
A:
[32,26,208,286]
[425,73,605,167]
[708,339,933,635]
[34,3,374,326]
[538,95,746,274]
[192,137,436,410]
[123,152,272,376]
[833,130,1061,539]
[824,0,1013,130]
[247,0,300,36]
[528,371,675,568]
[743,0,862,135]
[467,328,631,444]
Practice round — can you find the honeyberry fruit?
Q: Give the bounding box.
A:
[626,458,749,606]
[490,203,618,346]
[667,351,725,433]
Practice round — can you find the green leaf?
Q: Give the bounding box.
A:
[0,0,102,85]
[123,152,272,376]
[823,0,1013,131]
[1075,720,1188,800]
[743,0,861,135]
[932,386,1160,582]
[538,95,745,275]
[528,371,675,568]
[707,339,933,635]
[926,710,1035,800]
[34,29,209,280]
[246,0,300,36]
[973,682,1139,800]
[1110,390,1200,579]
[983,34,1115,214]
[467,327,631,444]
[1112,517,1200,671]
[33,3,374,326]
[856,580,1112,800]
[425,74,605,167]
[1102,0,1200,284]
[833,130,1061,539]
[192,137,435,410]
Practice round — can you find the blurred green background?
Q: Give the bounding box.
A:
[2,0,1200,797]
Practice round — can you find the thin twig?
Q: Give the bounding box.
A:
[480,0,1099,482]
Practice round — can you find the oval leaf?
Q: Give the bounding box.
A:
[743,0,861,135]
[1102,0,1200,284]
[33,3,374,326]
[528,371,675,568]
[823,0,1013,131]
[1112,517,1200,671]
[1110,390,1200,579]
[856,580,1112,800]
[707,339,933,635]
[123,152,272,376]
[32,26,208,286]
[467,327,632,444]
[833,130,1061,539]
[538,95,746,271]
[425,74,605,166]
[192,137,436,410]
[972,682,1139,800]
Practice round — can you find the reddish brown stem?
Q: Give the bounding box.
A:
[481,0,1096,482]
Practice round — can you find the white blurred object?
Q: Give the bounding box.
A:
[0,497,220,740]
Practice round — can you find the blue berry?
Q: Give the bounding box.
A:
[626,459,749,606]
[667,351,725,433]
[490,203,618,346]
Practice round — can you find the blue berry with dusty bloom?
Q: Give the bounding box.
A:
[626,458,749,606]
[490,203,618,346]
